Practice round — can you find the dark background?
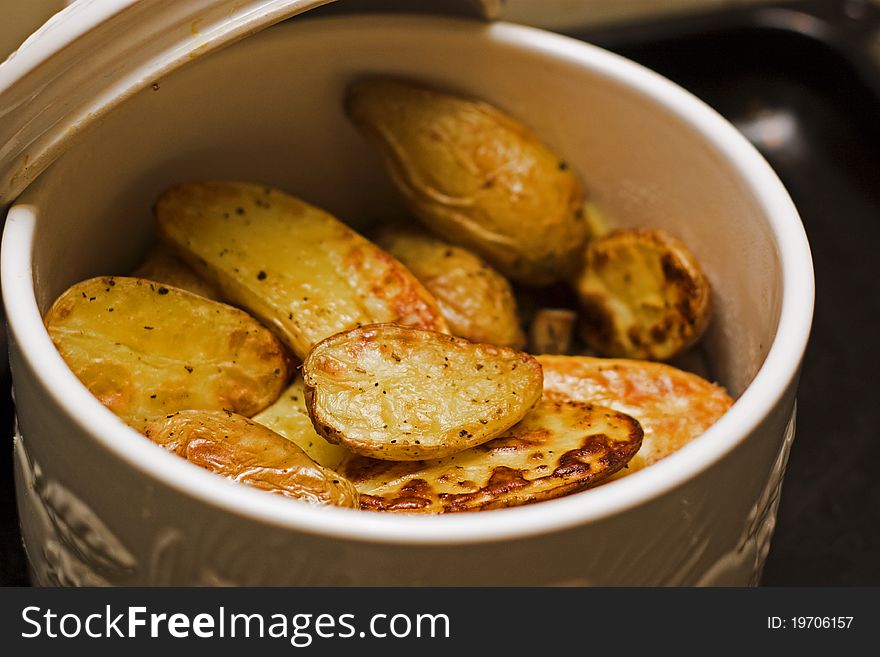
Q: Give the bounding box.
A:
[2,0,878,585]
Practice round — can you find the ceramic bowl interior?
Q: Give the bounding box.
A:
[2,15,813,542]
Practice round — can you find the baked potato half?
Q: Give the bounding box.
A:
[143,410,358,507]
[538,355,733,474]
[339,399,643,513]
[156,181,449,359]
[345,78,587,284]
[133,243,223,301]
[302,324,543,461]
[375,226,525,348]
[572,228,712,360]
[253,377,350,470]
[45,277,288,430]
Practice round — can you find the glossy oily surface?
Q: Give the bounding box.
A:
[340,399,643,513]
[44,276,288,430]
[143,410,358,508]
[157,181,449,359]
[573,229,711,360]
[303,324,543,460]
[253,377,350,470]
[376,227,525,348]
[539,355,733,474]
[346,77,587,285]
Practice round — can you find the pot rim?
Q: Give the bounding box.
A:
[1,15,814,546]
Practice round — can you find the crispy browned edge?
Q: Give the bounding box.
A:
[344,400,643,513]
[577,228,712,359]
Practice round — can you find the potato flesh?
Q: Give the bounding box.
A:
[538,355,733,474]
[345,78,587,284]
[303,324,543,461]
[134,243,222,301]
[143,410,358,507]
[339,399,642,513]
[156,181,449,360]
[573,228,711,360]
[45,277,288,430]
[376,227,525,348]
[253,377,350,470]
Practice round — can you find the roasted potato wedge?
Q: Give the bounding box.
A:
[156,181,449,359]
[302,324,543,461]
[339,399,642,513]
[375,227,525,348]
[45,277,288,430]
[538,355,733,474]
[529,308,577,355]
[253,377,350,470]
[134,243,222,301]
[345,78,587,284]
[572,228,712,360]
[143,410,358,507]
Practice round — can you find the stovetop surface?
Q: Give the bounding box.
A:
[2,0,878,586]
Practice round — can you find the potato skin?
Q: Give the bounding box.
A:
[302,324,543,461]
[528,308,577,355]
[345,78,587,284]
[133,243,222,301]
[339,399,642,513]
[45,277,288,430]
[143,410,358,507]
[572,228,712,360]
[538,355,733,475]
[156,181,449,359]
[375,227,525,348]
[253,377,351,470]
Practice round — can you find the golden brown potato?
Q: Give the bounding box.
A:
[156,181,449,359]
[538,355,733,474]
[253,377,350,470]
[582,200,611,240]
[345,78,587,284]
[143,410,358,507]
[133,243,222,301]
[572,228,712,360]
[528,308,577,355]
[339,399,642,513]
[375,226,525,348]
[45,277,289,430]
[302,324,543,461]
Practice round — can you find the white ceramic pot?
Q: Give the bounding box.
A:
[1,15,813,586]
